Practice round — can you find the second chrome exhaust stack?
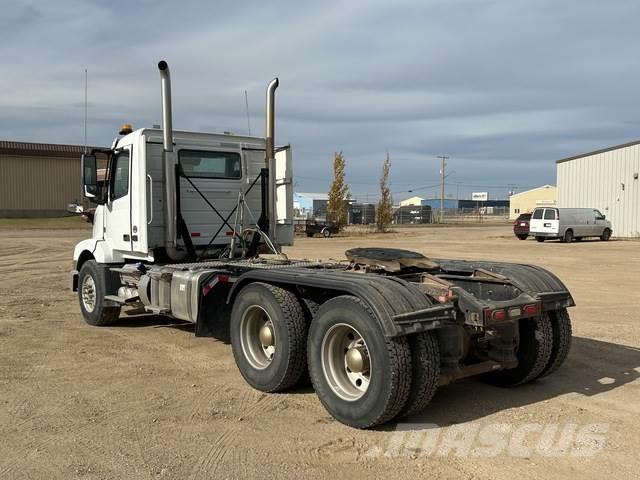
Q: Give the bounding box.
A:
[265,78,279,243]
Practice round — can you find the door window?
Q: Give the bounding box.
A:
[532,209,544,220]
[111,151,130,200]
[543,209,556,220]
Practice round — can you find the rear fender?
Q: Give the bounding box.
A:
[435,259,575,311]
[227,268,438,337]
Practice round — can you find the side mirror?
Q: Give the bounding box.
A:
[600,215,606,220]
[82,154,98,200]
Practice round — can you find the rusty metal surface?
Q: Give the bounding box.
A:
[435,258,575,307]
[345,247,439,272]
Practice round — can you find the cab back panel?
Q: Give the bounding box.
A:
[145,136,264,250]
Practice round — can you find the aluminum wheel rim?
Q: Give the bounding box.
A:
[240,305,276,370]
[321,323,371,401]
[81,274,96,313]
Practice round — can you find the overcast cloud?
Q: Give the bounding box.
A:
[1,0,639,201]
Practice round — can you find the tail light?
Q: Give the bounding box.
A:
[555,210,559,220]
[491,309,507,321]
[523,304,539,316]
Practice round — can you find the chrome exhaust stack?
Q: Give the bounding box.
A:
[158,60,182,260]
[265,78,279,244]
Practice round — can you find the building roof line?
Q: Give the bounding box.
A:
[0,140,102,158]
[509,184,556,198]
[556,139,640,164]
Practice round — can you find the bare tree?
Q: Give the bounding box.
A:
[376,152,393,232]
[326,151,350,230]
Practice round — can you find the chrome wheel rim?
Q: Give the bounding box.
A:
[240,305,276,370]
[321,323,371,401]
[81,274,96,313]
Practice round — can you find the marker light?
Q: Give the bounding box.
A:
[492,309,507,321]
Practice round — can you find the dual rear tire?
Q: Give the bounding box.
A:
[230,288,440,428]
[230,282,308,392]
[481,309,572,386]
[230,283,572,428]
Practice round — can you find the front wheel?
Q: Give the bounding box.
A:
[322,228,331,238]
[600,228,611,241]
[77,260,121,326]
[307,296,411,429]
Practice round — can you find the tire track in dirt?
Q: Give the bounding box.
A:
[188,392,282,480]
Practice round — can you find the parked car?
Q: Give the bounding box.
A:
[529,207,612,243]
[513,213,532,240]
[305,220,339,238]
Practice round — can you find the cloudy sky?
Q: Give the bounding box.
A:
[2,0,639,201]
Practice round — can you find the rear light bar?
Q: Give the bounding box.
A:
[486,303,539,322]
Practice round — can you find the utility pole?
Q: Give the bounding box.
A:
[244,90,251,135]
[437,155,448,223]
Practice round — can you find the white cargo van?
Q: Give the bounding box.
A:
[529,207,612,243]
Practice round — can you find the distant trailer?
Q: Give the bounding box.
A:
[394,205,432,224]
[350,203,376,224]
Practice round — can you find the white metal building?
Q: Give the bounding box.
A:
[508,185,557,219]
[556,140,640,237]
[399,196,424,206]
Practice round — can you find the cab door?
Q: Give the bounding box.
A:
[592,209,607,236]
[104,147,133,253]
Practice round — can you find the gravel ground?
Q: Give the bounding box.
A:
[0,225,638,479]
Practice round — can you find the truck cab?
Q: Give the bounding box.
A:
[74,129,293,269]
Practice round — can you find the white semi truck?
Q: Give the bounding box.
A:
[71,61,575,428]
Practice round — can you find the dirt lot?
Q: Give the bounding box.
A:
[1,224,639,479]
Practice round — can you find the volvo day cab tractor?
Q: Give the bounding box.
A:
[71,61,575,429]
